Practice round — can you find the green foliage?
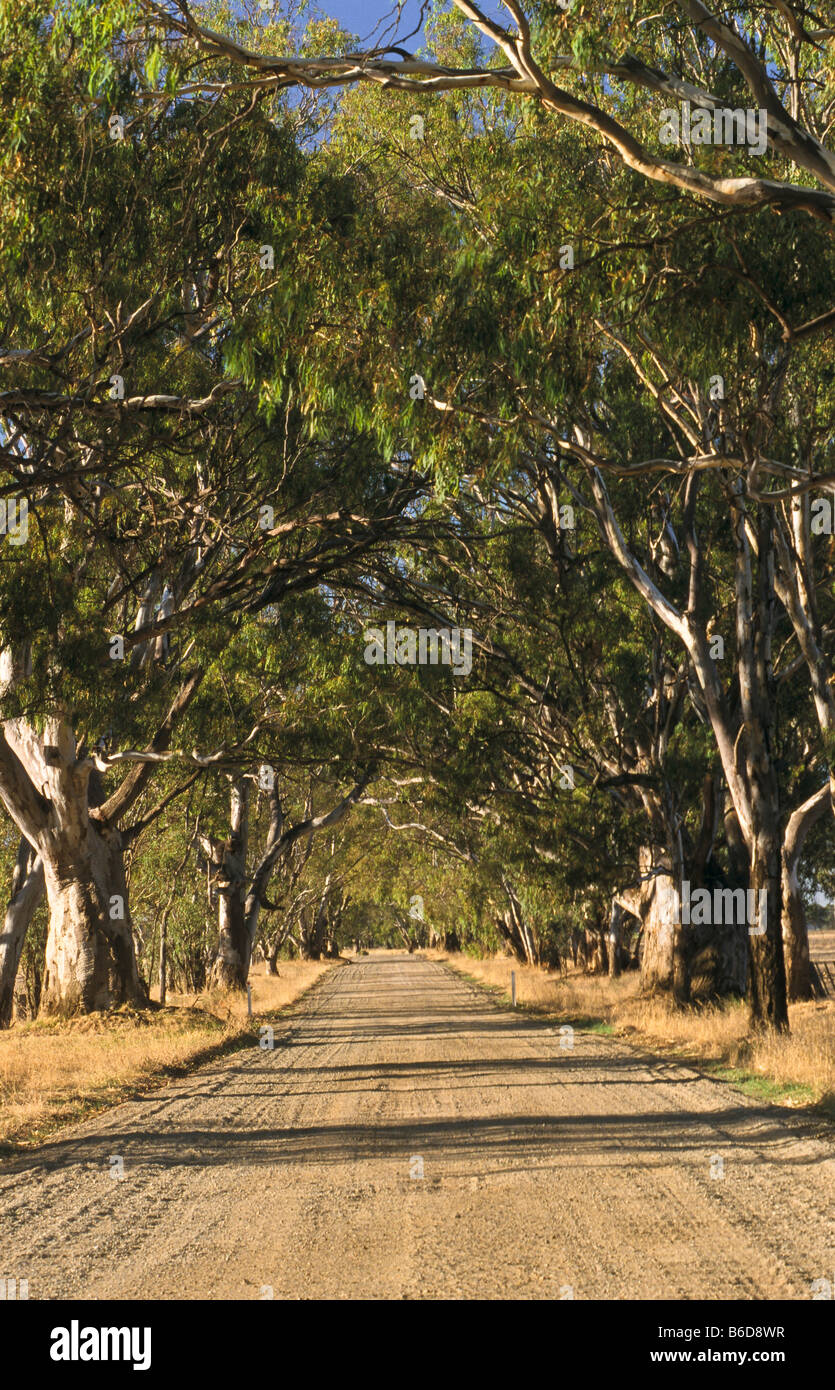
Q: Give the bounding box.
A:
[2,0,835,1006]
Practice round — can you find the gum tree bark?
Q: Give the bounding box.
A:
[781,784,829,1001]
[773,494,835,976]
[688,778,747,999]
[0,715,146,1015]
[299,877,331,960]
[0,644,201,1016]
[146,2,835,225]
[0,840,44,1028]
[495,876,539,965]
[616,785,744,1003]
[206,772,375,988]
[608,899,623,978]
[737,505,787,1031]
[635,846,679,995]
[204,776,251,991]
[590,470,789,1030]
[774,493,835,791]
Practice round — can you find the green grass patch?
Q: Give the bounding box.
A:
[705,1064,816,1108]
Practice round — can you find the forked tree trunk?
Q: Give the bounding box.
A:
[495,910,525,962]
[589,474,789,1029]
[299,912,319,959]
[774,496,835,995]
[0,646,204,1017]
[206,775,369,987]
[0,715,146,1017]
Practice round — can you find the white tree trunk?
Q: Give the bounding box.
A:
[0,842,44,1027]
[780,784,828,1001]
[40,812,143,1015]
[207,777,250,990]
[0,714,145,1017]
[637,847,679,993]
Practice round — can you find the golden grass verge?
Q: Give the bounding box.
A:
[432,950,835,1117]
[0,959,336,1152]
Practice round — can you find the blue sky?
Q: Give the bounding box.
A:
[288,1,505,50]
[314,1,431,39]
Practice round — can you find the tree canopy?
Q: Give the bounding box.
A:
[2,0,835,1033]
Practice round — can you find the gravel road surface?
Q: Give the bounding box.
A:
[1,953,833,1300]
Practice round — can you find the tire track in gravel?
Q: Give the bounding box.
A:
[0,952,832,1300]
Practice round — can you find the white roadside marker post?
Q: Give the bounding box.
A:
[511,971,517,1008]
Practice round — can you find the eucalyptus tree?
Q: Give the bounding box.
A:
[124,595,383,990]
[360,464,757,995]
[239,3,835,1029]
[0,1,440,1016]
[138,0,835,226]
[7,0,835,1036]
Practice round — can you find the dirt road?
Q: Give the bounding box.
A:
[1,954,833,1300]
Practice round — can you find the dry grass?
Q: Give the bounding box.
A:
[0,959,335,1152]
[434,950,835,1117]
[810,929,835,956]
[148,957,335,1019]
[429,949,643,1022]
